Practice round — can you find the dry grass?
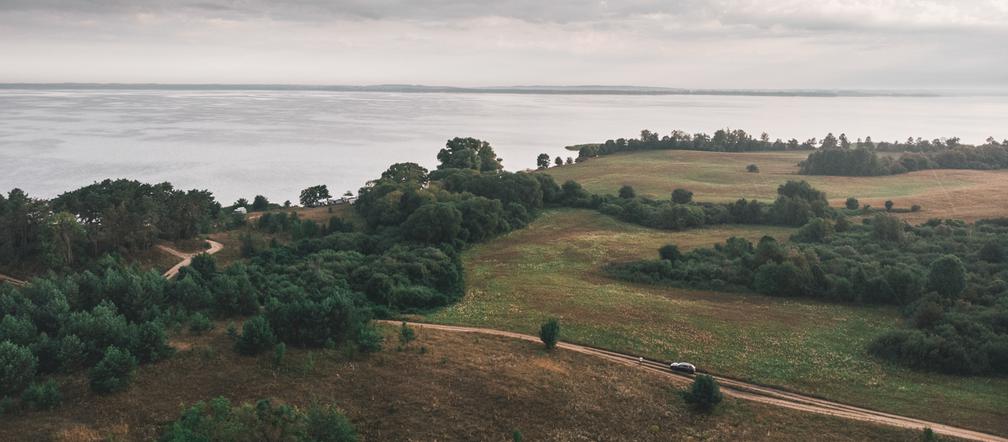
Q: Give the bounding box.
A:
[0,323,924,442]
[543,150,1008,222]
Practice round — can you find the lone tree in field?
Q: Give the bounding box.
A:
[555,156,564,167]
[671,188,693,204]
[618,185,636,199]
[399,322,416,349]
[682,374,723,412]
[299,185,331,208]
[536,153,550,169]
[746,164,760,173]
[885,200,894,211]
[845,197,859,210]
[539,318,560,350]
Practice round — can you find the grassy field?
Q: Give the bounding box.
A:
[0,322,922,442]
[424,209,1008,436]
[543,150,1008,222]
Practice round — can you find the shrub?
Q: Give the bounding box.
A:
[927,255,966,300]
[845,197,859,210]
[746,164,760,173]
[979,241,1005,263]
[234,316,277,356]
[682,374,723,412]
[671,189,693,204]
[189,313,214,335]
[305,404,359,442]
[885,200,894,211]
[618,185,635,199]
[20,379,61,410]
[539,319,560,350]
[658,244,681,262]
[89,346,137,394]
[355,324,384,354]
[911,204,922,212]
[0,341,37,396]
[398,322,416,348]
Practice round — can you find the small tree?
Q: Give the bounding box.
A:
[885,200,894,211]
[536,153,550,169]
[0,341,37,396]
[89,346,137,394]
[20,379,61,410]
[658,244,681,262]
[251,195,270,211]
[682,374,722,412]
[618,185,636,199]
[566,157,574,165]
[927,255,966,300]
[746,164,760,173]
[235,316,277,356]
[671,188,693,204]
[845,197,859,210]
[539,319,560,350]
[299,185,332,208]
[398,322,416,349]
[235,198,249,208]
[554,156,564,167]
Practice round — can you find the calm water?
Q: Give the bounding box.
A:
[2,89,1007,203]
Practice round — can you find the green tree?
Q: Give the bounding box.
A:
[438,137,501,172]
[554,156,563,167]
[0,341,37,396]
[885,200,894,211]
[539,318,560,350]
[659,244,681,262]
[746,164,760,173]
[50,211,84,266]
[618,185,636,199]
[682,374,723,412]
[671,189,693,204]
[927,255,966,300]
[398,322,416,348]
[402,203,463,244]
[380,162,429,185]
[250,195,270,211]
[299,185,332,208]
[845,197,859,210]
[89,346,137,394]
[234,316,277,356]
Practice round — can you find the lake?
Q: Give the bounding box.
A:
[2,88,1007,203]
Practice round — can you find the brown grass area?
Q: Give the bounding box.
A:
[0,324,923,442]
[543,150,1008,222]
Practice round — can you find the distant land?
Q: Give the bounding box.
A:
[0,83,958,97]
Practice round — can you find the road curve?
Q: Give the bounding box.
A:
[158,239,224,279]
[380,320,1007,442]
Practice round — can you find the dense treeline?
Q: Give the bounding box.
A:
[575,128,814,161]
[567,180,834,230]
[570,129,1008,176]
[800,137,1008,176]
[0,179,220,271]
[607,216,1008,375]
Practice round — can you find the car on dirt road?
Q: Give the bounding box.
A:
[669,362,696,374]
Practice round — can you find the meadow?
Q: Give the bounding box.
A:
[425,209,1008,435]
[0,322,922,441]
[543,150,1008,222]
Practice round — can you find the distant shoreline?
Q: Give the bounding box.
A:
[0,83,955,98]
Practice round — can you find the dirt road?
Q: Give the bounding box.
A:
[381,320,1007,442]
[157,240,224,279]
[0,272,27,287]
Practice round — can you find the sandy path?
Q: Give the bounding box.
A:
[157,240,224,279]
[380,320,1007,442]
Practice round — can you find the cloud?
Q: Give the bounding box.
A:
[0,0,1005,89]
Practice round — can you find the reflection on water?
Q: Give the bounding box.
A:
[1,89,1006,203]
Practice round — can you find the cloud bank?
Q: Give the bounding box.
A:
[1,0,1005,89]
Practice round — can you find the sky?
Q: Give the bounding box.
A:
[1,0,1007,90]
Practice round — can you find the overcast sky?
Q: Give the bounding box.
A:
[1,0,1006,90]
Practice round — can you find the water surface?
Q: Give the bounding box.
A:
[2,89,1006,203]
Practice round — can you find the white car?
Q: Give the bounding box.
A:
[669,362,696,374]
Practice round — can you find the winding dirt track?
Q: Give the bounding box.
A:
[157,240,224,279]
[381,320,1008,442]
